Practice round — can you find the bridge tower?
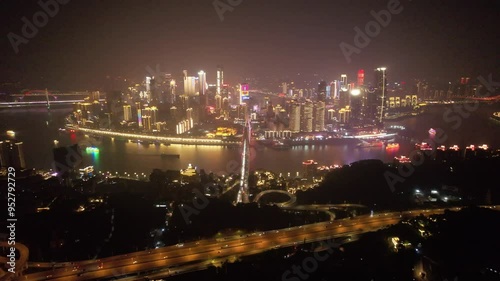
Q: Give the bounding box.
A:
[45,88,50,110]
[236,109,251,204]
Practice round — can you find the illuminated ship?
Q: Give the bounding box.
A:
[356,140,384,148]
[271,140,291,150]
[385,143,400,150]
[415,142,432,151]
[342,129,398,140]
[85,147,99,154]
[394,155,411,164]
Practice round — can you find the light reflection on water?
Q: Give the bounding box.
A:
[1,104,499,174]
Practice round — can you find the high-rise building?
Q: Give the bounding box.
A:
[217,65,224,95]
[123,104,132,121]
[357,69,365,86]
[143,106,158,124]
[374,67,388,122]
[289,101,301,132]
[142,116,152,131]
[282,82,288,94]
[301,101,314,132]
[137,108,143,127]
[318,81,327,102]
[314,101,325,132]
[90,91,100,101]
[0,140,26,169]
[170,106,178,122]
[170,79,177,103]
[184,76,197,96]
[186,108,193,120]
[340,74,348,91]
[332,80,340,100]
[215,94,222,110]
[240,83,250,104]
[198,71,207,105]
[146,76,152,93]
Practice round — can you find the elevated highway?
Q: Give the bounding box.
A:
[22,205,499,280]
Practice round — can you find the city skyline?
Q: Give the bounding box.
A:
[1,1,500,280]
[1,0,499,91]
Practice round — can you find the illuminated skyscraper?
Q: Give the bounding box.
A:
[314,101,325,132]
[186,107,193,120]
[216,65,224,95]
[170,79,177,103]
[184,76,197,96]
[215,94,222,110]
[318,81,327,102]
[143,106,158,124]
[357,69,365,86]
[123,104,132,121]
[340,74,348,91]
[198,70,207,105]
[289,101,301,132]
[142,116,152,131]
[282,82,288,94]
[0,140,26,169]
[374,67,388,122]
[240,83,250,104]
[301,101,314,132]
[146,76,152,92]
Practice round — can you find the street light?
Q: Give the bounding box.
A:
[377,67,387,123]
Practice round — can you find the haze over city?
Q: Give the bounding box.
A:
[1,0,499,91]
[0,1,500,281]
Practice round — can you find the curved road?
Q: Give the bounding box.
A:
[22,205,499,281]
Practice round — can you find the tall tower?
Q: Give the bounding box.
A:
[340,74,348,91]
[318,81,327,102]
[217,65,224,96]
[375,67,387,122]
[198,70,207,105]
[237,109,251,204]
[357,69,365,86]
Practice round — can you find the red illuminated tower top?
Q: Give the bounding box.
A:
[357,69,365,86]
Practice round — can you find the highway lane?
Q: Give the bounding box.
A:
[23,205,499,280]
[23,210,438,280]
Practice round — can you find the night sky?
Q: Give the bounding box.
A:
[1,0,499,91]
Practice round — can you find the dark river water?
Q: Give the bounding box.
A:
[1,103,499,175]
